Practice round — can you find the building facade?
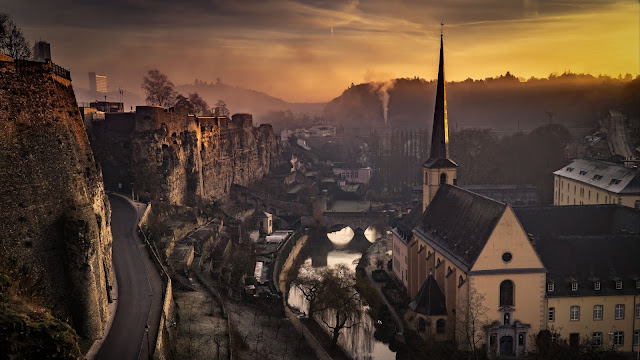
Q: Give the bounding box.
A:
[554,159,640,209]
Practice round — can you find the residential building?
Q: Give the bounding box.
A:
[391,201,422,290]
[553,159,640,209]
[332,163,371,184]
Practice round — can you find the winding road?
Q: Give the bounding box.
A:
[95,195,162,360]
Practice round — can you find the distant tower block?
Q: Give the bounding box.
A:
[33,41,51,62]
[89,72,108,93]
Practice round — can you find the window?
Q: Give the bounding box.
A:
[597,193,599,202]
[502,252,512,263]
[592,332,602,346]
[593,305,603,320]
[636,279,640,289]
[418,317,426,332]
[500,280,514,306]
[504,312,511,325]
[567,167,574,172]
[614,331,624,347]
[440,173,447,185]
[616,280,623,290]
[570,306,580,321]
[518,333,525,346]
[635,331,640,346]
[594,281,601,291]
[615,304,625,319]
[579,170,587,175]
[547,283,555,292]
[588,190,591,199]
[571,282,578,291]
[636,303,640,319]
[436,319,445,334]
[593,174,603,181]
[548,307,555,322]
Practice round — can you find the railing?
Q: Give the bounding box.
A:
[51,62,71,80]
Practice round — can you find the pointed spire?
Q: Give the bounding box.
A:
[424,30,457,168]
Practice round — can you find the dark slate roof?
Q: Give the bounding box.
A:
[425,35,456,168]
[414,184,506,270]
[409,274,447,316]
[553,159,640,194]
[513,205,640,236]
[394,201,423,244]
[514,205,640,297]
[462,184,540,206]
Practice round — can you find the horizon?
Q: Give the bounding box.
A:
[3,0,638,103]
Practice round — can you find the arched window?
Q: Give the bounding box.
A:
[418,317,426,332]
[436,319,446,333]
[440,173,447,184]
[504,312,511,325]
[500,280,514,306]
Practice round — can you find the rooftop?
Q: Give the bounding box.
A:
[409,274,447,316]
[554,159,640,194]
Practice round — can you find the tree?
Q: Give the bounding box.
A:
[189,92,211,116]
[292,263,324,319]
[0,13,31,59]
[141,69,177,107]
[317,264,362,348]
[174,94,191,112]
[456,289,488,360]
[214,100,230,117]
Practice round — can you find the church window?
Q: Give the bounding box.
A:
[547,283,554,292]
[570,306,580,321]
[440,173,447,184]
[459,276,464,286]
[571,282,578,291]
[436,319,446,333]
[499,280,514,306]
[518,333,525,346]
[502,252,513,263]
[615,304,625,319]
[548,307,555,322]
[616,280,623,290]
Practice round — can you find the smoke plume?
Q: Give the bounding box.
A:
[369,80,395,124]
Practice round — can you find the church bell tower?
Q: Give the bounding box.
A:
[423,32,458,213]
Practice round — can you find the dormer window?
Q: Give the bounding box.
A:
[571,282,578,291]
[594,281,601,291]
[616,280,623,290]
[592,174,603,181]
[579,170,588,175]
[547,283,555,292]
[609,179,621,185]
[566,167,574,172]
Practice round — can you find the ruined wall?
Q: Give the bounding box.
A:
[0,60,113,339]
[90,107,281,205]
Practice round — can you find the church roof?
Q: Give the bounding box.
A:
[393,201,423,244]
[515,205,640,297]
[553,159,640,194]
[424,35,456,169]
[409,274,447,316]
[414,184,506,270]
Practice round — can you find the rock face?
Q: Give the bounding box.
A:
[89,107,280,205]
[0,60,113,339]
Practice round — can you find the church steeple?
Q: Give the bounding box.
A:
[422,30,458,212]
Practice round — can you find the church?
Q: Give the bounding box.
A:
[391,34,640,357]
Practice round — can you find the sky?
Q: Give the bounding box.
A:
[3,0,639,102]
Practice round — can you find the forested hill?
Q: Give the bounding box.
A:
[324,73,639,133]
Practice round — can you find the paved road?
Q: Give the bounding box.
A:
[609,111,634,159]
[96,195,156,360]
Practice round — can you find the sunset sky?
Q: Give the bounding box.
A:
[4,0,639,102]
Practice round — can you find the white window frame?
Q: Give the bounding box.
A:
[615,304,625,320]
[614,331,624,347]
[616,280,623,290]
[594,281,601,291]
[570,306,580,321]
[571,282,578,291]
[547,283,555,292]
[636,279,640,289]
[548,307,555,322]
[593,305,603,320]
[592,332,602,346]
[634,330,640,346]
[636,303,640,319]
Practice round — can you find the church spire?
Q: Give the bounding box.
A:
[428,32,450,162]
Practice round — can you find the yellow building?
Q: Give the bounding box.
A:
[553,159,640,209]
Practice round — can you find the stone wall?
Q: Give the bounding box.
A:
[90,108,281,205]
[0,60,113,339]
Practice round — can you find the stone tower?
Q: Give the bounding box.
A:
[423,34,458,212]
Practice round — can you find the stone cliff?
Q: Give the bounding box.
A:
[89,107,280,205]
[0,60,113,340]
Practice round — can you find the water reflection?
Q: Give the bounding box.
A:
[287,228,395,360]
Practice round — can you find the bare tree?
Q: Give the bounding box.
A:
[456,288,488,360]
[0,13,31,59]
[214,99,230,117]
[292,264,324,319]
[189,92,211,116]
[142,69,177,107]
[317,264,362,348]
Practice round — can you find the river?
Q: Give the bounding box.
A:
[287,227,396,360]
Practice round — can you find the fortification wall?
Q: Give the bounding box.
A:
[90,107,281,205]
[0,60,113,339]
